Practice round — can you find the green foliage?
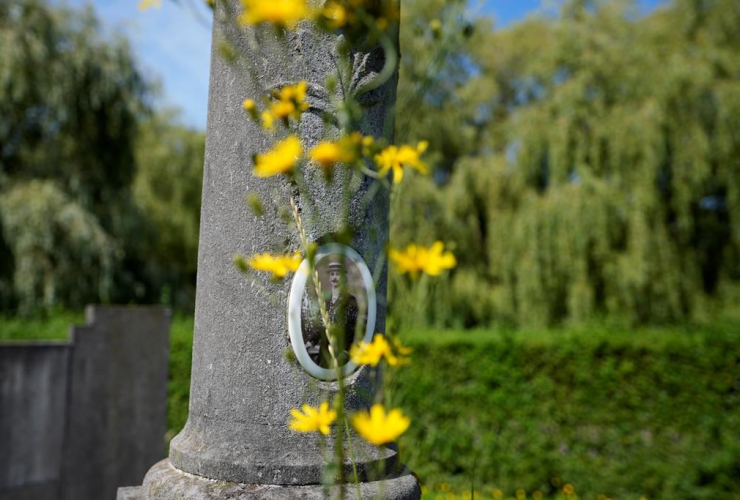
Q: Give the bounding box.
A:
[0,0,146,312]
[0,0,205,313]
[0,180,119,313]
[166,314,194,443]
[0,0,146,210]
[392,0,740,327]
[396,0,491,172]
[394,319,740,499]
[133,112,204,309]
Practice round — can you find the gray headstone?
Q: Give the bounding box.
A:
[1,306,170,500]
[126,1,419,498]
[0,343,70,500]
[64,306,170,500]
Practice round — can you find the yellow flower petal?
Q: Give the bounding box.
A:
[351,404,410,445]
[350,335,389,366]
[389,241,456,277]
[322,1,347,28]
[239,0,310,29]
[310,141,343,169]
[289,401,337,435]
[243,98,256,111]
[309,134,362,170]
[261,110,275,131]
[374,141,429,184]
[350,335,411,367]
[253,136,302,177]
[247,251,302,278]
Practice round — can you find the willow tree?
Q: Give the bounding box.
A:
[392,0,740,327]
[0,0,148,312]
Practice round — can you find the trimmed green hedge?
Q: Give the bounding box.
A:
[394,322,740,499]
[5,314,739,499]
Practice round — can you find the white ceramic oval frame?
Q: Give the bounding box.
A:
[288,243,376,380]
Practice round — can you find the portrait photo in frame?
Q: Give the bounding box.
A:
[288,244,376,380]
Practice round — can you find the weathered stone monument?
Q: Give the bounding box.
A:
[118,1,419,499]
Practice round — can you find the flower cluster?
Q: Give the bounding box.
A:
[350,334,411,367]
[246,131,428,186]
[232,0,453,458]
[239,0,310,29]
[389,241,457,278]
[289,401,410,446]
[238,0,399,36]
[244,82,309,131]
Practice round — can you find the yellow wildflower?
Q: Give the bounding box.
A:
[247,252,302,279]
[243,98,259,121]
[374,141,428,183]
[239,0,310,29]
[352,404,410,446]
[350,335,388,367]
[261,110,275,131]
[138,0,161,10]
[276,81,308,104]
[350,335,411,367]
[253,136,302,177]
[268,81,309,121]
[269,100,297,120]
[562,484,575,497]
[321,1,347,29]
[288,402,336,435]
[243,98,256,111]
[310,141,344,169]
[389,241,456,278]
[309,133,364,170]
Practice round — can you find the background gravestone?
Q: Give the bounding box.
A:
[64,306,170,500]
[0,306,170,500]
[0,344,70,500]
[121,1,420,498]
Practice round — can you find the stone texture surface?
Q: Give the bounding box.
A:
[138,460,419,500]
[117,486,145,500]
[128,1,412,497]
[0,343,70,500]
[161,0,402,492]
[0,306,170,500]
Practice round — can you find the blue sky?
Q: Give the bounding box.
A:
[63,0,666,131]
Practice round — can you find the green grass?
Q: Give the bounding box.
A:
[3,312,739,499]
[0,309,83,341]
[167,314,194,442]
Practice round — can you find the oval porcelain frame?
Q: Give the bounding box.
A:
[288,243,376,380]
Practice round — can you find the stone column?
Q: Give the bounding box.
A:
[122,2,419,499]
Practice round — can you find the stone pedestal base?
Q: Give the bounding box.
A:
[118,460,420,500]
